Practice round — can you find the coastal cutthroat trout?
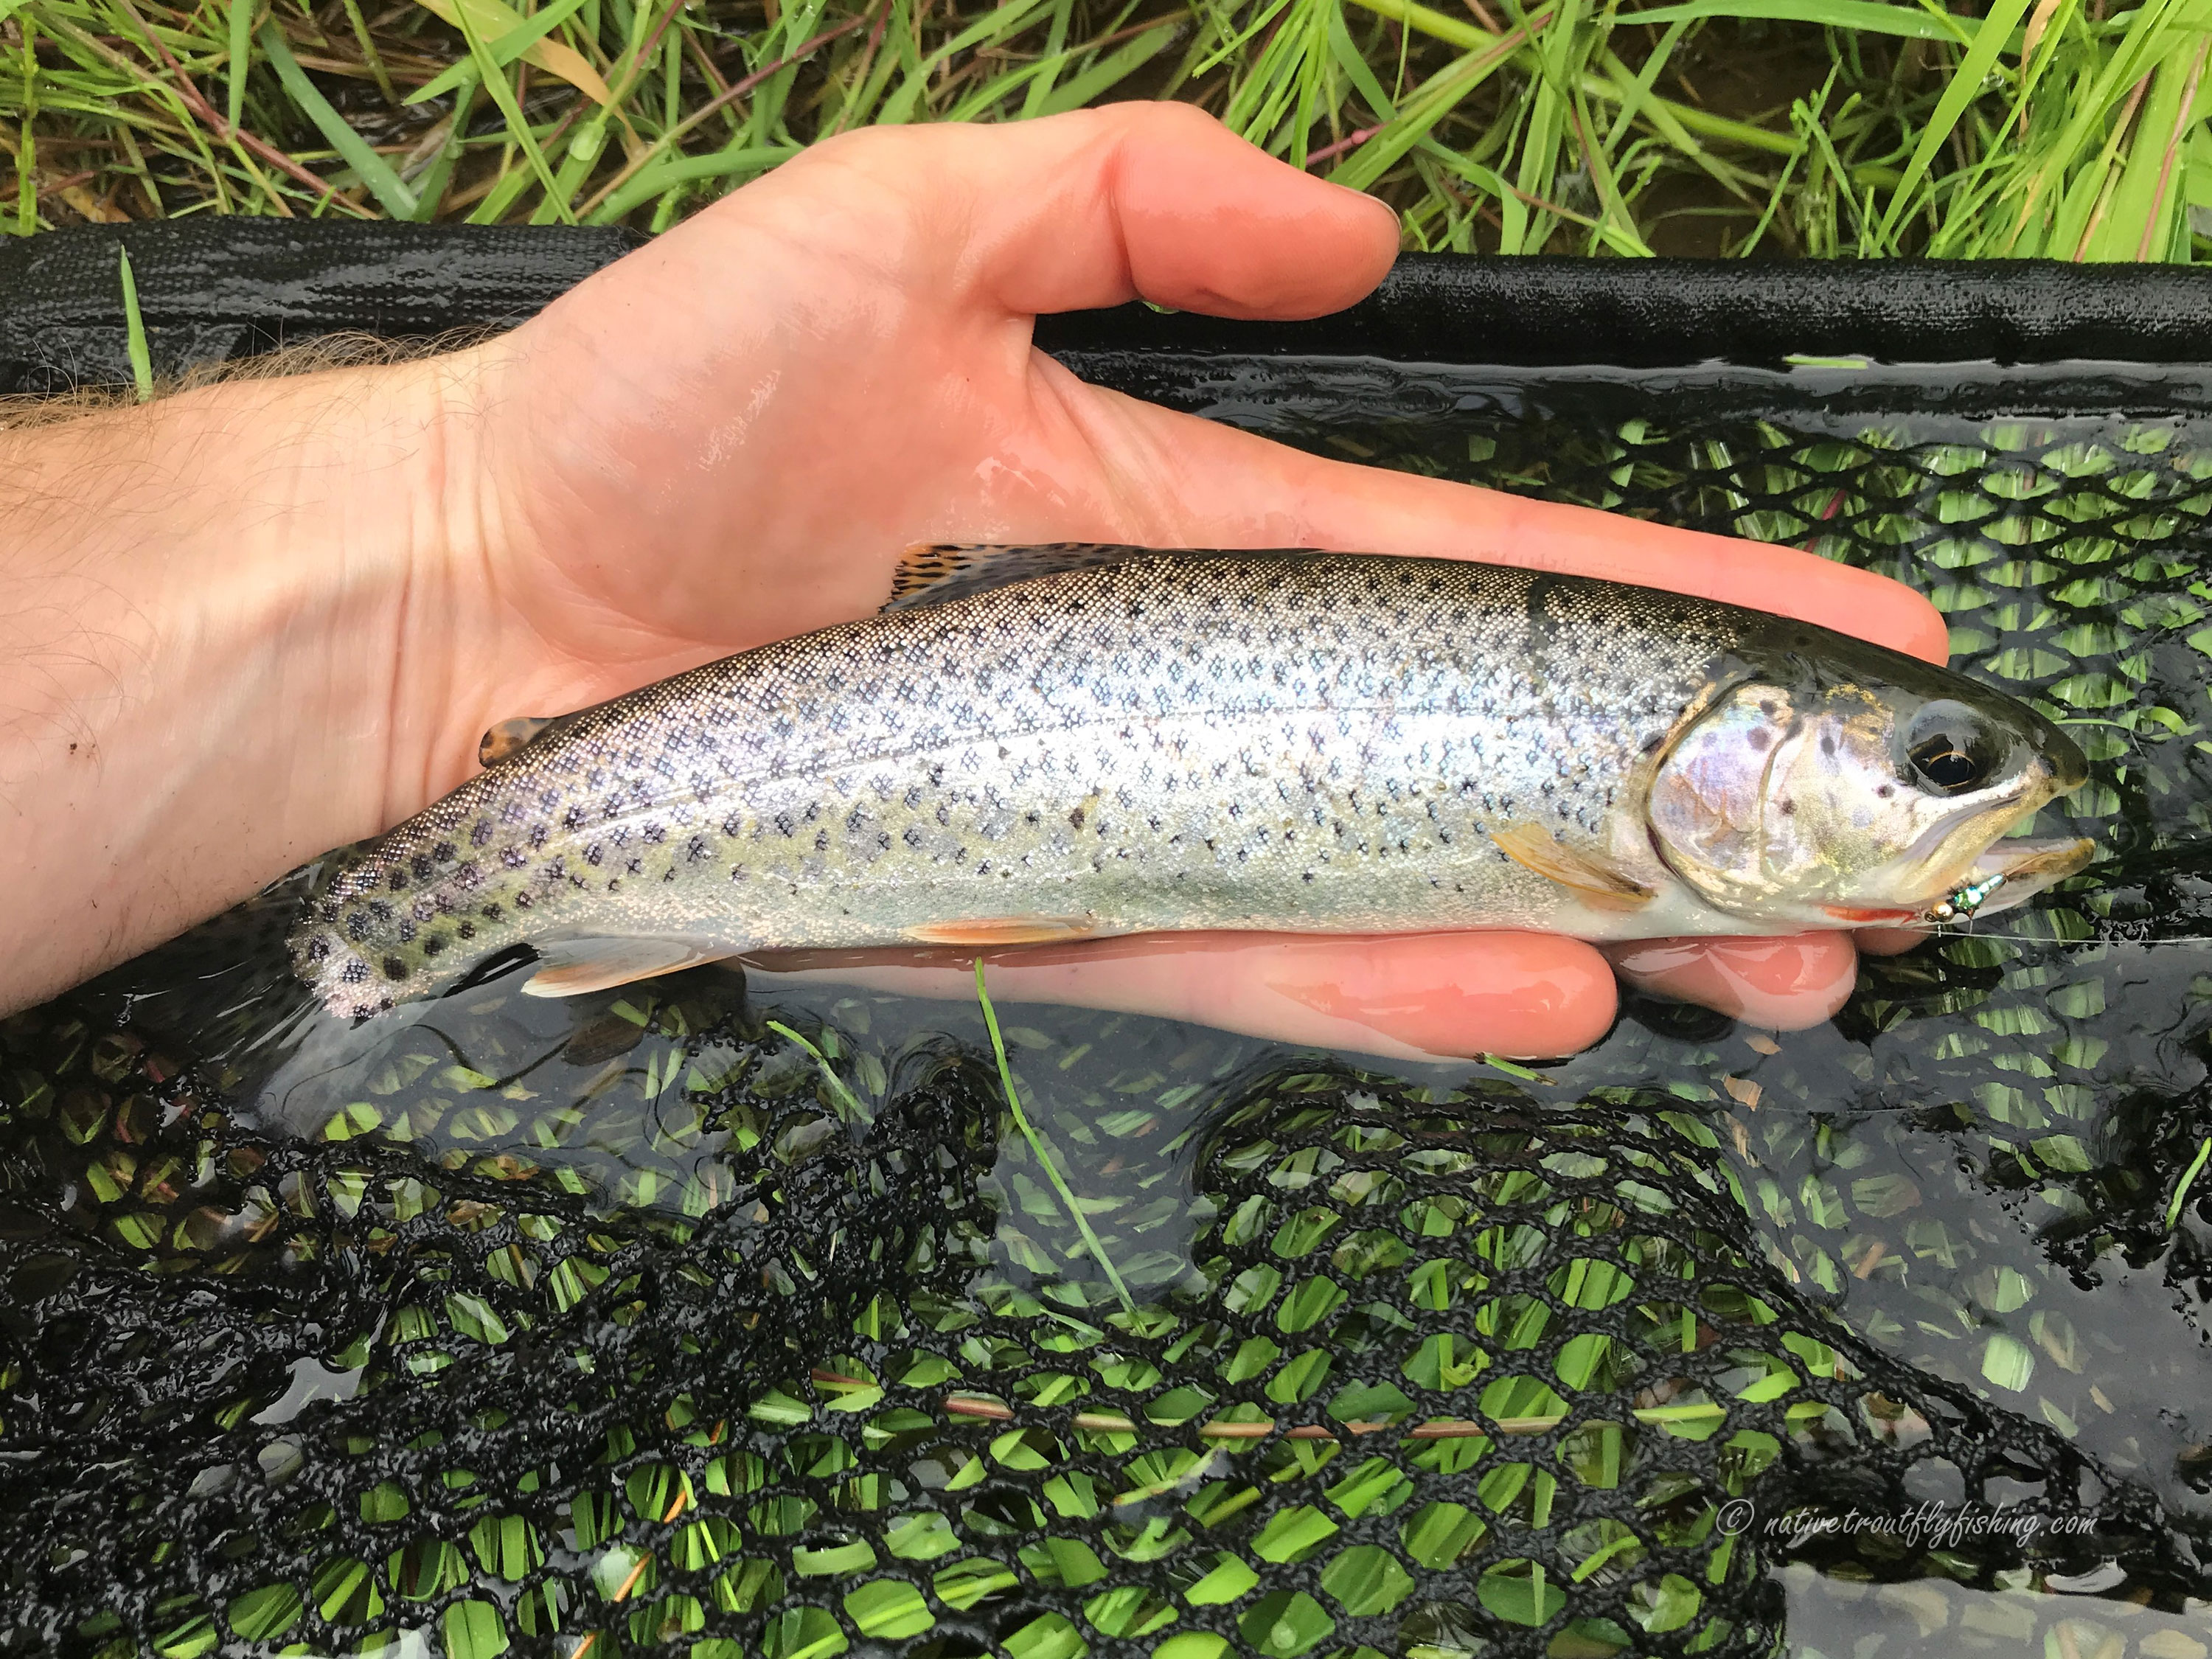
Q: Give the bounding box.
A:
[289,545,2092,1019]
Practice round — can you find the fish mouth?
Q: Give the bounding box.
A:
[1930,836,2096,920]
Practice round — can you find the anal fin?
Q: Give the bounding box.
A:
[521,937,737,998]
[904,915,1099,947]
[1490,824,1655,913]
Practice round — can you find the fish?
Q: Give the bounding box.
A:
[287,544,2093,1020]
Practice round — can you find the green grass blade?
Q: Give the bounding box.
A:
[1616,0,1980,44]
[877,0,1055,124]
[1871,0,2037,250]
[225,0,253,132]
[117,243,153,401]
[1019,0,1074,117]
[1032,19,1182,119]
[451,0,572,223]
[408,0,593,105]
[764,1021,867,1121]
[2168,1134,2212,1231]
[257,22,417,217]
[13,17,34,237]
[975,961,1135,1316]
[408,78,477,220]
[585,142,796,223]
[2084,35,2208,260]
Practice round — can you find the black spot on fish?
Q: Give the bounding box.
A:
[1821,731,1837,757]
[304,934,330,962]
[387,867,409,892]
[903,827,924,849]
[585,844,603,866]
[423,935,448,958]
[1877,784,1894,799]
[501,848,528,870]
[382,956,407,980]
[431,841,456,863]
[814,830,830,852]
[774,812,794,837]
[564,806,588,830]
[529,825,549,850]
[644,821,666,844]
[458,922,476,941]
[1069,806,1085,830]
[1747,728,1772,752]
[1779,799,1797,815]
[342,961,369,984]
[723,814,744,836]
[471,819,495,847]
[346,914,371,942]
[1761,700,1779,718]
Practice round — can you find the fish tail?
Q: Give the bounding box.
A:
[72,863,338,1100]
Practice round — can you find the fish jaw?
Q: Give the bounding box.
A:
[1932,835,2096,920]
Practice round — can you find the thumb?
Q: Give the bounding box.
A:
[775,102,1401,321]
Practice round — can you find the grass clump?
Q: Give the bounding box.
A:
[2,0,2211,253]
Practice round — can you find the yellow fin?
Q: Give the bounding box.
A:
[904,916,1099,947]
[521,938,736,998]
[479,716,556,767]
[1490,824,1655,913]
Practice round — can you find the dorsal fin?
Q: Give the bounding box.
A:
[479,716,557,766]
[884,543,1227,611]
[885,543,1158,610]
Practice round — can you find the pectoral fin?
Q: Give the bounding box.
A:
[521,937,737,998]
[1490,823,1655,913]
[904,916,1100,947]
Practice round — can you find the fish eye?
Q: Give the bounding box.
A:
[1902,700,2004,795]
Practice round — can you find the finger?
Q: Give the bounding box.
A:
[1048,375,1950,663]
[763,102,1399,321]
[1603,934,1860,1032]
[1855,925,1927,956]
[745,929,1619,1062]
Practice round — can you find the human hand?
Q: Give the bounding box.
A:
[0,105,1942,1054]
[429,104,1939,1058]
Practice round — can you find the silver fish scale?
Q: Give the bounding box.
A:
[291,552,1747,1015]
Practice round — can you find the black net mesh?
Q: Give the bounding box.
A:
[10,352,2212,1659]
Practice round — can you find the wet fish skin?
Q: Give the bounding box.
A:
[288,549,2082,1018]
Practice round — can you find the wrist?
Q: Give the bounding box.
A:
[0,354,475,1009]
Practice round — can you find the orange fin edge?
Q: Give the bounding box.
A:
[904,916,1099,947]
[521,938,737,998]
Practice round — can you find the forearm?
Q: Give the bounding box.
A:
[0,361,467,1012]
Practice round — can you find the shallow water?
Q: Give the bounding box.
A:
[10,360,2212,1658]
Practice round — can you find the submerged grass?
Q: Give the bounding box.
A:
[1,0,2209,256]
[975,958,1138,1313]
